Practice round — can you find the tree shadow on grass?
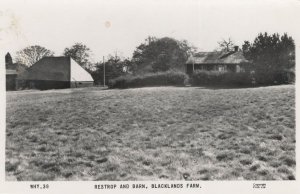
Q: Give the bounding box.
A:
[106,85,188,90]
[192,85,256,90]
[192,84,293,90]
[105,83,294,90]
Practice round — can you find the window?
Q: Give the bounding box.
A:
[236,65,246,73]
[218,65,227,72]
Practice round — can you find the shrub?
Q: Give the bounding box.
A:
[254,70,294,85]
[190,70,252,87]
[108,70,188,88]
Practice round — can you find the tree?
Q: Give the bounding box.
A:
[218,38,235,52]
[91,55,131,85]
[5,52,13,68]
[132,36,195,73]
[16,45,54,67]
[63,43,93,71]
[242,32,295,84]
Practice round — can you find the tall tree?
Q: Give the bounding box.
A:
[132,36,195,73]
[91,55,130,85]
[63,43,93,70]
[242,32,295,84]
[218,38,235,52]
[16,45,54,67]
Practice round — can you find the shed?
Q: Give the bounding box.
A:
[17,56,94,90]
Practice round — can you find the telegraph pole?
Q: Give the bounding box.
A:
[192,56,195,73]
[103,56,105,87]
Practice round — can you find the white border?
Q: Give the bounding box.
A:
[0,0,300,193]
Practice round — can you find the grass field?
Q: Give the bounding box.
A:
[6,85,295,181]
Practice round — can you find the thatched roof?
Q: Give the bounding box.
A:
[18,56,93,82]
[186,50,249,64]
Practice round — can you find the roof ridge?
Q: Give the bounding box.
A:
[43,56,69,58]
[196,51,223,53]
[186,50,248,64]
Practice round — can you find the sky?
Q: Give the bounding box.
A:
[1,0,300,62]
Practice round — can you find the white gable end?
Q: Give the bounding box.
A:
[70,58,94,82]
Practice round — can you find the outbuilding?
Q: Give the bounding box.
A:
[18,56,94,90]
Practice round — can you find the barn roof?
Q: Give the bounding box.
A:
[186,50,249,64]
[18,56,94,82]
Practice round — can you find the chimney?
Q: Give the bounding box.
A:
[234,46,239,52]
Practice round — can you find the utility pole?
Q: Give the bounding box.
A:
[103,56,105,87]
[192,55,195,73]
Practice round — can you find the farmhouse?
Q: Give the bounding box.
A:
[5,52,27,91]
[6,69,18,91]
[17,56,94,90]
[6,52,18,91]
[185,46,250,75]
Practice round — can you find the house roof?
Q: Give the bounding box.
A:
[18,56,94,82]
[6,63,27,75]
[186,50,249,64]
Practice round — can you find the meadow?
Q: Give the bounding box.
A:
[6,85,295,180]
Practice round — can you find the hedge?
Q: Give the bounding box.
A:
[108,71,189,88]
[190,70,252,86]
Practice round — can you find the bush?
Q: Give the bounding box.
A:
[255,70,295,85]
[190,70,252,87]
[108,70,188,88]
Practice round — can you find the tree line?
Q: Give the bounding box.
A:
[11,32,295,85]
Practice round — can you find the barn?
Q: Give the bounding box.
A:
[185,46,250,75]
[17,56,94,90]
